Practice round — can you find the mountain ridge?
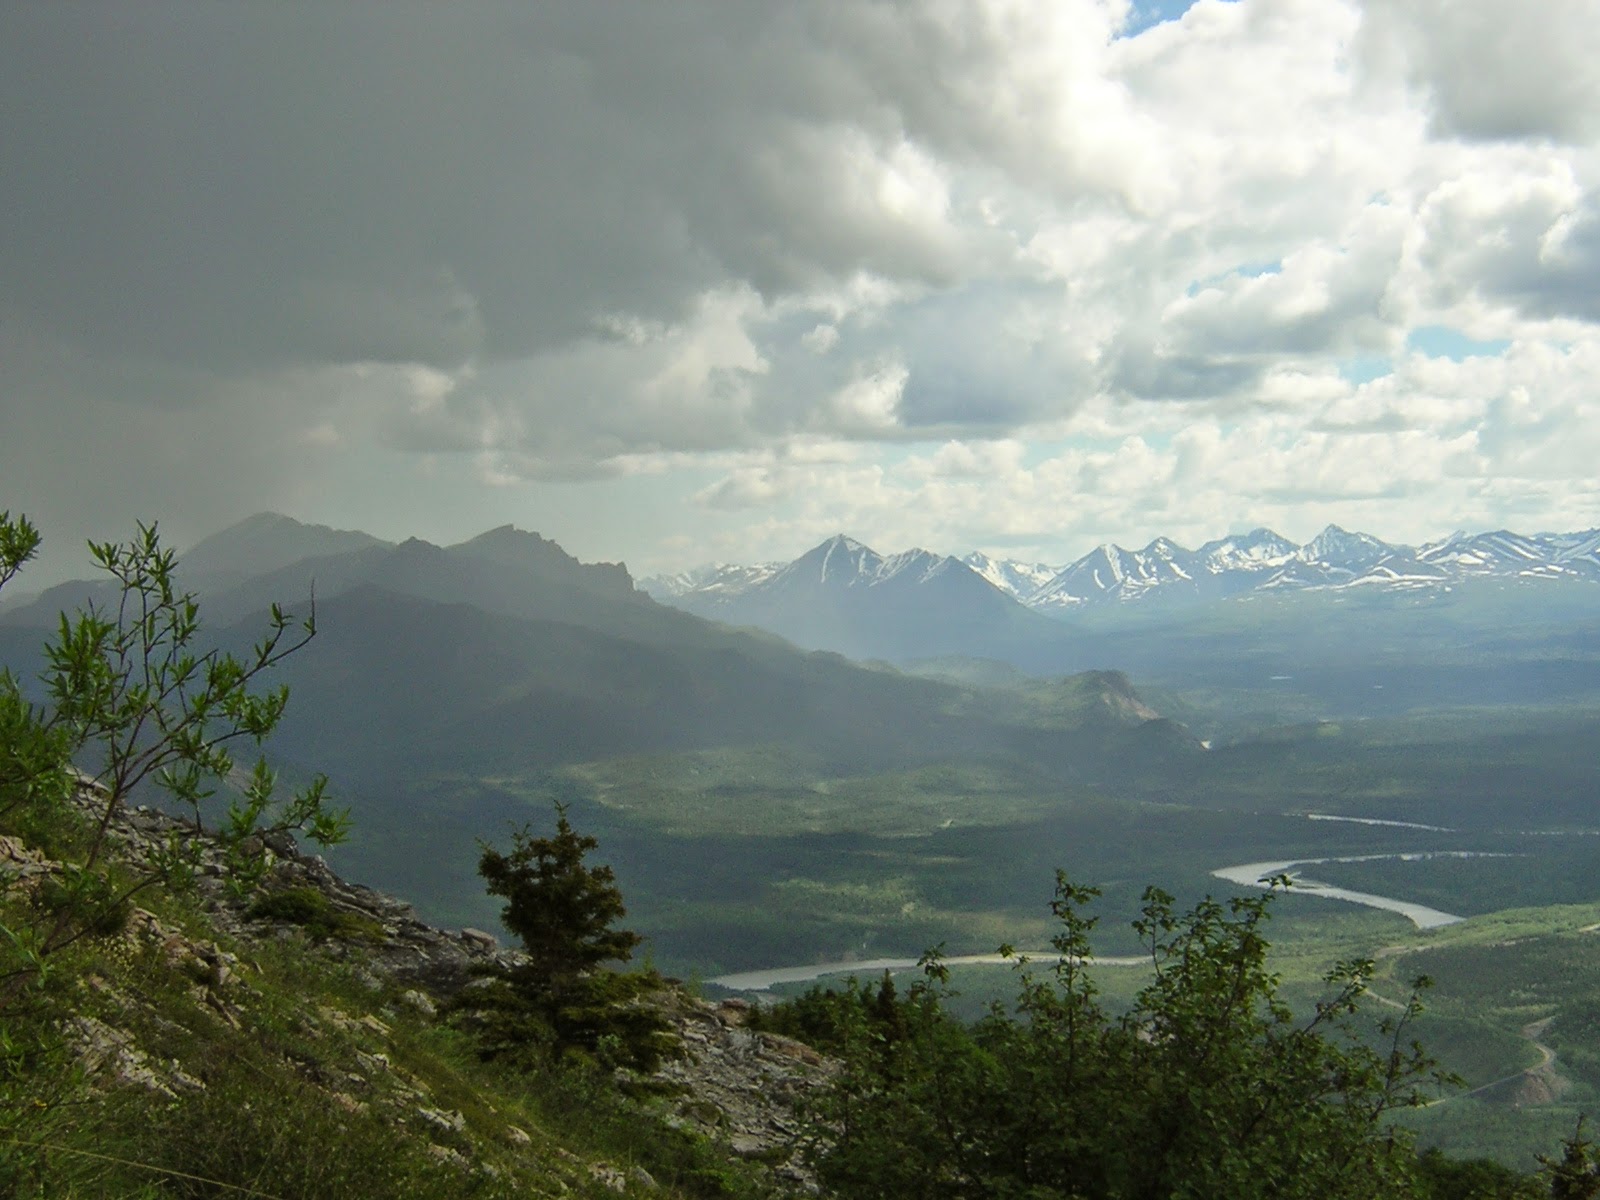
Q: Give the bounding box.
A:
[646,524,1600,615]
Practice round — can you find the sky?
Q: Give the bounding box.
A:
[4,0,1600,585]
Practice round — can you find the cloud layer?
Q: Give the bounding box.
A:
[3,0,1598,573]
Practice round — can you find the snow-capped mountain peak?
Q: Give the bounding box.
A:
[1197,528,1298,571]
[807,534,876,585]
[765,536,982,593]
[1298,525,1394,570]
[977,523,1600,610]
[1141,536,1188,559]
[651,524,1600,619]
[1420,529,1542,567]
[644,534,1044,662]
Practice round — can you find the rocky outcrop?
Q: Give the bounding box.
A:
[74,789,524,996]
[657,995,832,1192]
[57,784,835,1193]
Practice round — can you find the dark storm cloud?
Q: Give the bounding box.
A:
[0,2,997,380]
[1,5,707,370]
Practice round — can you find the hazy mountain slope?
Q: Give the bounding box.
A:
[260,582,1168,786]
[1,514,394,628]
[0,514,391,632]
[181,524,649,633]
[210,523,848,667]
[180,511,391,582]
[0,514,1168,783]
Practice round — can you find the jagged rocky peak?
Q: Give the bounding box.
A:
[1140,535,1193,558]
[1300,524,1393,567]
[454,524,638,593]
[1197,527,1298,568]
[784,535,950,588]
[458,523,575,564]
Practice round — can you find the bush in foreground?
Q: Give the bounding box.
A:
[798,875,1523,1199]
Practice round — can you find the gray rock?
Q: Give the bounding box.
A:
[399,989,438,1018]
[417,1106,467,1136]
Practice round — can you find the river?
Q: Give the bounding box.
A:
[711,951,1147,993]
[711,839,1516,992]
[1210,850,1515,929]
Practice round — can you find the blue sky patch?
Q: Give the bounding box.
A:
[1406,326,1511,361]
[1185,260,1283,296]
[1338,357,1394,385]
[1121,0,1230,38]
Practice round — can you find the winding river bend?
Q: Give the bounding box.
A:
[1208,851,1502,930]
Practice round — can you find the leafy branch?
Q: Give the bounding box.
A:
[0,515,347,1004]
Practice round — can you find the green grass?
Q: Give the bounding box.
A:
[247,885,388,942]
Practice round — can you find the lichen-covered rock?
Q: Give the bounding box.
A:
[65,1014,205,1098]
[0,833,55,892]
[654,997,834,1192]
[68,791,525,1001]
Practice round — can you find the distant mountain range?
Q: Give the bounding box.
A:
[645,525,1600,616]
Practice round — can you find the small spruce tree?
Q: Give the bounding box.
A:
[1543,1120,1600,1200]
[470,803,677,1072]
[478,804,641,983]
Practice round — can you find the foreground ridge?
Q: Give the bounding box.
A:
[0,780,829,1196]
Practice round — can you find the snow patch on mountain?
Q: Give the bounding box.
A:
[639,562,781,600]
[962,552,1062,600]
